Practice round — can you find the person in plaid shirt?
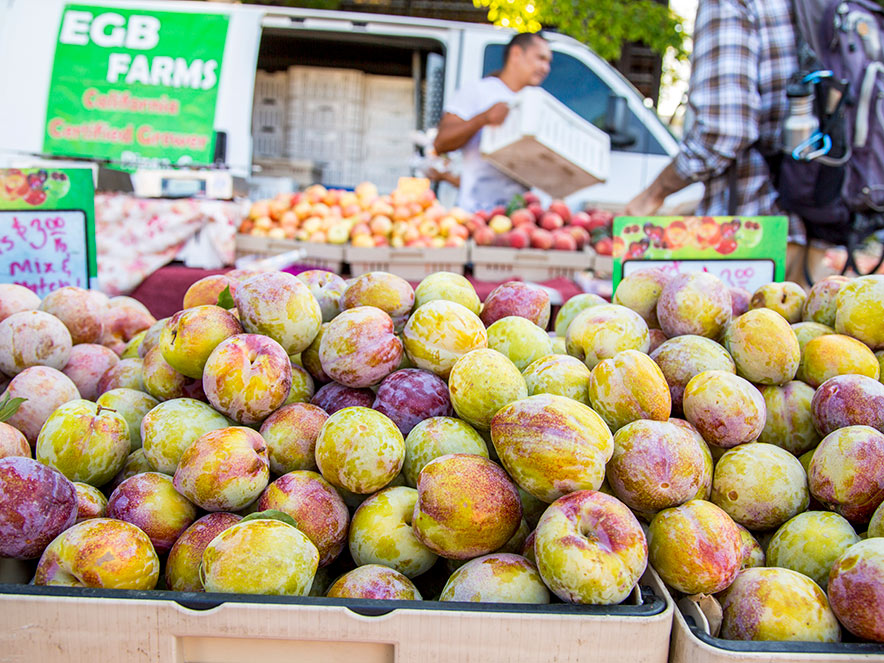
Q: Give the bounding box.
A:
[625,0,798,216]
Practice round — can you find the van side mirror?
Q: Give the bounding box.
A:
[604,95,637,148]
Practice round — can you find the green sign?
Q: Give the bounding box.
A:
[0,168,98,296]
[44,5,229,168]
[612,216,789,292]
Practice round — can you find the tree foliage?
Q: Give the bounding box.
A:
[472,0,688,63]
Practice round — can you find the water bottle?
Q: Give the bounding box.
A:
[782,79,819,156]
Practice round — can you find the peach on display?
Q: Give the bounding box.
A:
[61,343,119,401]
[724,308,801,385]
[766,511,860,590]
[612,267,671,329]
[480,281,551,329]
[650,335,735,414]
[259,402,328,474]
[96,388,159,452]
[0,283,40,322]
[648,499,742,594]
[413,271,481,316]
[311,382,374,415]
[683,370,766,448]
[758,381,820,456]
[200,518,319,595]
[173,426,270,512]
[97,357,145,395]
[349,486,438,578]
[183,274,235,309]
[319,307,402,388]
[1,366,79,445]
[326,564,421,600]
[448,349,527,431]
[36,399,130,487]
[534,490,647,604]
[73,482,107,522]
[522,354,592,405]
[341,271,415,331]
[802,333,879,388]
[828,539,884,642]
[107,471,197,555]
[711,442,809,531]
[141,398,229,474]
[165,512,242,592]
[159,305,243,379]
[0,422,30,459]
[835,274,884,350]
[811,374,884,436]
[258,470,349,567]
[203,333,293,425]
[566,304,649,371]
[491,394,613,503]
[808,425,884,523]
[440,553,549,604]
[486,316,552,372]
[656,272,732,339]
[588,350,671,432]
[402,416,488,487]
[402,300,487,379]
[314,407,404,494]
[39,286,108,345]
[608,420,710,517]
[553,293,606,337]
[34,518,160,590]
[0,310,72,375]
[0,457,77,559]
[233,271,322,355]
[412,454,521,560]
[296,270,347,322]
[372,369,452,436]
[750,281,807,323]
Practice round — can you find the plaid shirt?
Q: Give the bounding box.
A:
[675,0,798,215]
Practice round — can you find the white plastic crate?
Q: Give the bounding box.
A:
[480,87,610,199]
[363,108,417,136]
[362,163,407,194]
[252,125,285,159]
[254,70,288,106]
[285,129,364,164]
[363,133,415,160]
[287,65,364,103]
[288,98,363,133]
[253,101,285,133]
[364,74,415,108]
[322,161,364,189]
[347,245,469,280]
[247,175,300,201]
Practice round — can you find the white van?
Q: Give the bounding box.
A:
[0,0,700,211]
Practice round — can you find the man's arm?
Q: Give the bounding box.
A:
[624,160,690,216]
[433,103,509,154]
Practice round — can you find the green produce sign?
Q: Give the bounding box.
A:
[44,4,229,168]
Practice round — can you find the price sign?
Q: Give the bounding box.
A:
[0,168,97,296]
[612,216,788,291]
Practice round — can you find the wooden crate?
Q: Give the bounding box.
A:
[0,567,673,663]
[346,245,468,281]
[234,234,345,272]
[470,244,595,282]
[593,254,614,279]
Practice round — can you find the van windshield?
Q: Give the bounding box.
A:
[483,44,667,156]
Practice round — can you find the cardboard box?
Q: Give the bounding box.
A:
[0,567,673,663]
[347,245,468,280]
[480,87,610,199]
[470,244,595,282]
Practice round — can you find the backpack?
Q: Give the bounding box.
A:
[775,0,884,276]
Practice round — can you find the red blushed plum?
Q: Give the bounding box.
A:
[142,347,205,403]
[811,374,884,436]
[326,564,421,600]
[260,403,328,475]
[311,382,375,415]
[165,512,242,592]
[372,369,453,436]
[0,422,30,459]
[319,307,402,388]
[0,457,77,559]
[730,287,752,318]
[0,283,40,322]
[0,310,73,375]
[203,334,293,425]
[159,305,244,380]
[39,286,108,345]
[62,343,120,401]
[107,472,198,555]
[100,297,156,356]
[612,267,671,329]
[297,270,348,323]
[73,482,107,522]
[137,317,169,359]
[183,274,235,309]
[1,366,80,446]
[683,370,766,448]
[828,539,884,642]
[258,470,349,567]
[340,271,415,332]
[650,335,736,415]
[656,272,732,339]
[96,357,144,396]
[480,282,551,328]
[534,490,648,604]
[809,426,884,524]
[412,454,522,560]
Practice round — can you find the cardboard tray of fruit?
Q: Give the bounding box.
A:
[470,243,595,282]
[235,233,345,272]
[0,567,673,662]
[346,244,469,280]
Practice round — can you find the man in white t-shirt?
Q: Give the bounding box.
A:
[433,32,552,213]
